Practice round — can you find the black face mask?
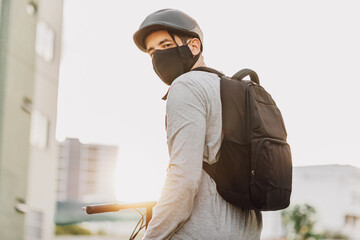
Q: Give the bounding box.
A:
[152,44,200,86]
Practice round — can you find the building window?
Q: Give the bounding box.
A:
[30,110,49,150]
[25,210,43,240]
[344,214,360,227]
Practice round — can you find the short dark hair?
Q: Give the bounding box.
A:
[168,30,202,51]
[178,34,193,45]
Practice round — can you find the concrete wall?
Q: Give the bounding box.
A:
[0,0,37,239]
[26,0,64,239]
[0,0,63,239]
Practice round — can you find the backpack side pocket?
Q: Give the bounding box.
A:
[250,138,292,210]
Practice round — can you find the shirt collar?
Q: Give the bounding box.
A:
[162,88,170,100]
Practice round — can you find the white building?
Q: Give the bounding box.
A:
[0,0,63,239]
[261,165,360,240]
[291,165,360,238]
[57,138,118,203]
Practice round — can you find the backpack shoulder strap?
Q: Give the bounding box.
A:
[193,67,260,85]
[191,66,223,181]
[192,67,225,78]
[203,161,217,181]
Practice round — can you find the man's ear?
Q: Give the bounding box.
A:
[188,38,201,56]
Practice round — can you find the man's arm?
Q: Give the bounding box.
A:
[143,78,207,240]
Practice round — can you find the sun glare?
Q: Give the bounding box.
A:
[114,155,165,203]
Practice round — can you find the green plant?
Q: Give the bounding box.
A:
[282,204,321,240]
[55,224,92,235]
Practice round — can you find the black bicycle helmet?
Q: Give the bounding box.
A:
[133,9,204,52]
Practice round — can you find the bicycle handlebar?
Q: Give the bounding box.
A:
[82,203,121,214]
[82,201,158,229]
[82,201,157,214]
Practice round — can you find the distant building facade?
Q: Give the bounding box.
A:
[291,165,360,239]
[261,165,360,240]
[57,138,118,203]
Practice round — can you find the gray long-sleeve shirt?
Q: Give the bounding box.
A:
[143,70,262,240]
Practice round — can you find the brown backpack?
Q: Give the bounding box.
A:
[193,67,292,211]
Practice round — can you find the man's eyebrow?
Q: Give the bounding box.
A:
[158,39,173,45]
[146,38,174,53]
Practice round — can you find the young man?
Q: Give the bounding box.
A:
[133,9,262,239]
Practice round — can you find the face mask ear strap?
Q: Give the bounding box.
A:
[168,31,179,47]
[167,30,198,70]
[168,31,193,47]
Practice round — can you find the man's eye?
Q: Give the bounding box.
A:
[163,44,172,48]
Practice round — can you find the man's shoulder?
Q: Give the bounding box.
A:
[168,70,220,102]
[172,70,220,87]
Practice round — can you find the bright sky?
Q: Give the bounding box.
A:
[56,0,360,202]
